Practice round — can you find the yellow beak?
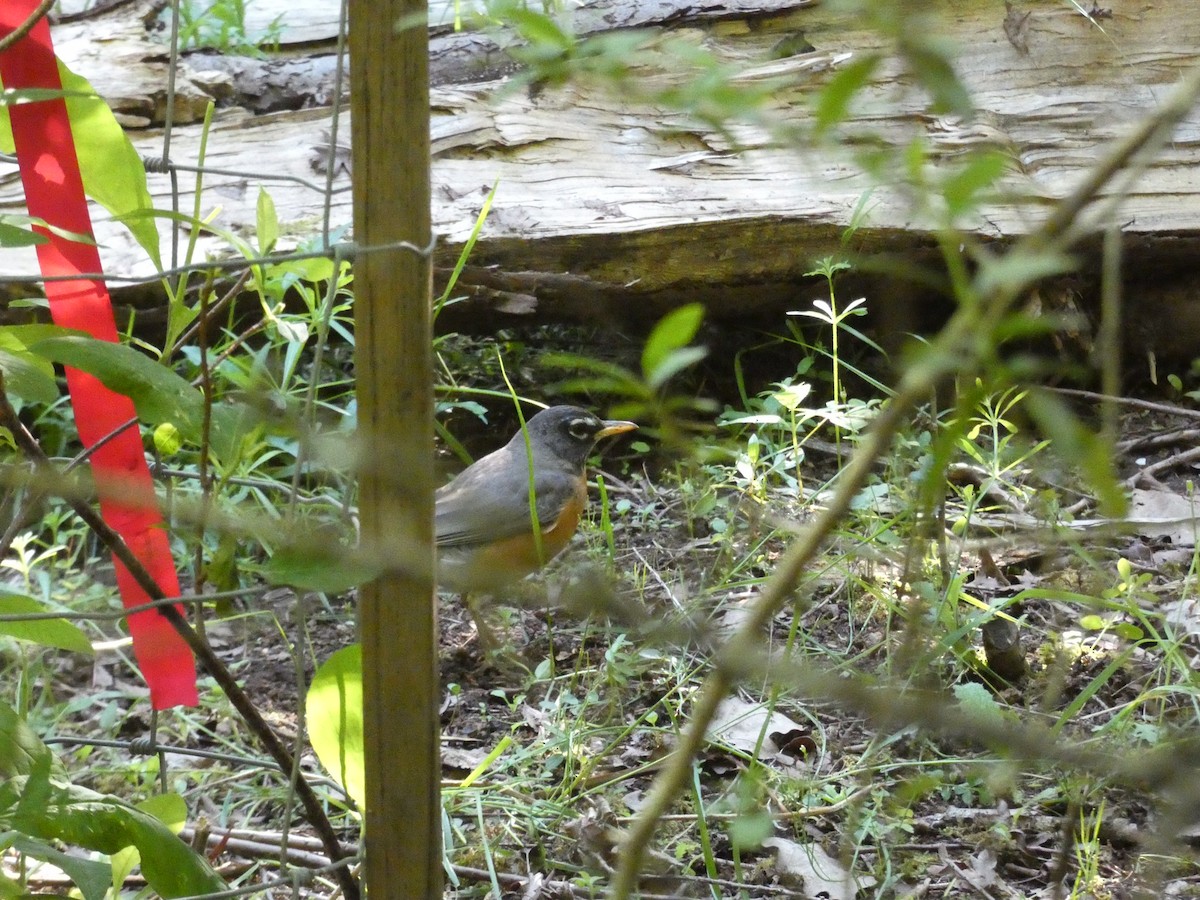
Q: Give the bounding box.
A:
[596,420,638,439]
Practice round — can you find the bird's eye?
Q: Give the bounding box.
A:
[567,418,594,440]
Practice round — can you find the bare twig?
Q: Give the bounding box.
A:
[0,0,56,54]
[1051,387,1200,423]
[181,825,355,870]
[1117,429,1200,454]
[1123,445,1200,490]
[0,586,269,622]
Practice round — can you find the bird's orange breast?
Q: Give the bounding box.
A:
[436,487,587,593]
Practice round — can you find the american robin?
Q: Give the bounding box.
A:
[435,405,637,644]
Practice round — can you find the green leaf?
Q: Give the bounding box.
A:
[29,335,247,460]
[107,792,191,894]
[729,806,774,848]
[62,66,161,267]
[0,700,63,779]
[814,54,881,134]
[0,213,95,247]
[1113,623,1144,641]
[264,544,381,594]
[903,39,973,118]
[0,324,76,347]
[0,591,93,654]
[992,310,1084,343]
[274,254,338,284]
[307,644,365,809]
[0,87,97,106]
[0,66,162,268]
[13,753,53,823]
[10,778,225,898]
[6,835,111,900]
[109,844,140,899]
[505,6,574,52]
[0,326,56,374]
[0,347,58,404]
[0,860,19,899]
[256,187,278,254]
[641,303,705,385]
[30,335,192,424]
[1024,389,1126,517]
[0,221,46,248]
[952,682,1006,729]
[943,150,1009,218]
[436,180,498,313]
[973,248,1077,299]
[137,792,188,832]
[646,346,708,391]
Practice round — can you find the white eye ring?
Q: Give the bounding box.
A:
[568,419,594,440]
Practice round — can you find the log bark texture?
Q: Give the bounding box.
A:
[2,0,1199,350]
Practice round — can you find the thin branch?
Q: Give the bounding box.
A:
[0,377,361,900]
[609,378,925,896]
[1051,387,1200,422]
[0,586,269,622]
[607,62,1200,899]
[0,0,56,54]
[64,417,140,473]
[163,266,253,361]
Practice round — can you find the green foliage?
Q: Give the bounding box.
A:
[0,701,63,780]
[813,54,881,135]
[0,590,92,654]
[0,701,224,898]
[1,833,111,900]
[640,303,708,391]
[264,540,380,593]
[0,68,161,268]
[941,151,1011,222]
[0,216,47,248]
[485,0,652,91]
[5,778,226,898]
[950,384,1051,512]
[481,0,782,129]
[542,303,713,439]
[719,265,886,497]
[0,212,97,250]
[951,682,1009,731]
[0,344,57,406]
[30,332,255,461]
[1023,389,1125,517]
[306,645,365,810]
[256,186,279,255]
[436,181,499,318]
[168,0,284,55]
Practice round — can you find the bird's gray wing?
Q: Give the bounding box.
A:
[434,454,578,548]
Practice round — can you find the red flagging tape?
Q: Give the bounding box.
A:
[0,3,198,707]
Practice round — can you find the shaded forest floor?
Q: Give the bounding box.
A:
[23,369,1200,899]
